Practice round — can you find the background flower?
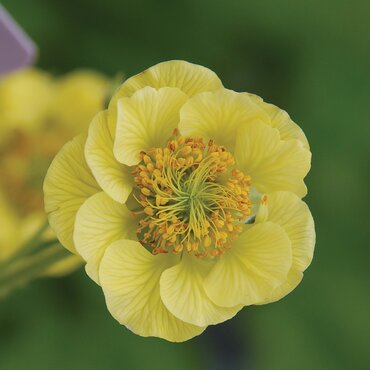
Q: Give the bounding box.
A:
[0,67,110,295]
[0,68,53,133]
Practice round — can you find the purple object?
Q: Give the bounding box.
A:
[0,5,37,76]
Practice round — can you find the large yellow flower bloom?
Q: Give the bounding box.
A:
[0,67,110,291]
[44,60,315,342]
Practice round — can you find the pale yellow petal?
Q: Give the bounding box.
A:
[108,60,223,126]
[160,252,242,327]
[85,111,133,203]
[114,87,188,166]
[235,121,311,197]
[263,192,315,271]
[74,192,137,283]
[117,60,223,98]
[263,269,303,304]
[256,191,315,303]
[100,240,206,342]
[204,222,292,307]
[178,89,268,150]
[43,134,100,253]
[247,93,309,149]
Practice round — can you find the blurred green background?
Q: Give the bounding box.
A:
[1,0,369,369]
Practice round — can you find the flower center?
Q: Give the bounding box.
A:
[133,133,251,257]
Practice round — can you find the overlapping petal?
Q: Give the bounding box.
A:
[247,93,309,149]
[160,252,242,327]
[114,87,188,166]
[43,134,100,253]
[178,89,268,150]
[85,111,133,203]
[256,191,315,303]
[100,240,206,342]
[74,192,137,283]
[204,222,292,307]
[235,121,311,197]
[108,60,223,126]
[117,60,223,98]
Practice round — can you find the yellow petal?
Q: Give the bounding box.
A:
[204,222,292,307]
[160,252,242,326]
[256,191,315,303]
[114,87,188,166]
[263,269,303,304]
[247,93,309,149]
[74,192,137,284]
[85,111,133,203]
[117,60,222,98]
[178,89,268,150]
[235,121,311,197]
[43,134,100,253]
[100,240,206,342]
[108,60,223,127]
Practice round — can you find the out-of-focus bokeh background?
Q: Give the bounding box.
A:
[1,1,369,369]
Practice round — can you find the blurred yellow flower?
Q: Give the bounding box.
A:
[51,70,111,133]
[0,69,53,133]
[0,67,111,296]
[44,60,315,342]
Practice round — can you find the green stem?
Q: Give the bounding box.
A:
[0,221,50,270]
[0,243,70,299]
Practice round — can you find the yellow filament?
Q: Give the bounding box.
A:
[132,134,251,258]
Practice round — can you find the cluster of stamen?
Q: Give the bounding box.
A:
[132,132,251,258]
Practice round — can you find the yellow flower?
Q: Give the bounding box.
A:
[0,67,110,288]
[44,60,315,342]
[0,69,53,134]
